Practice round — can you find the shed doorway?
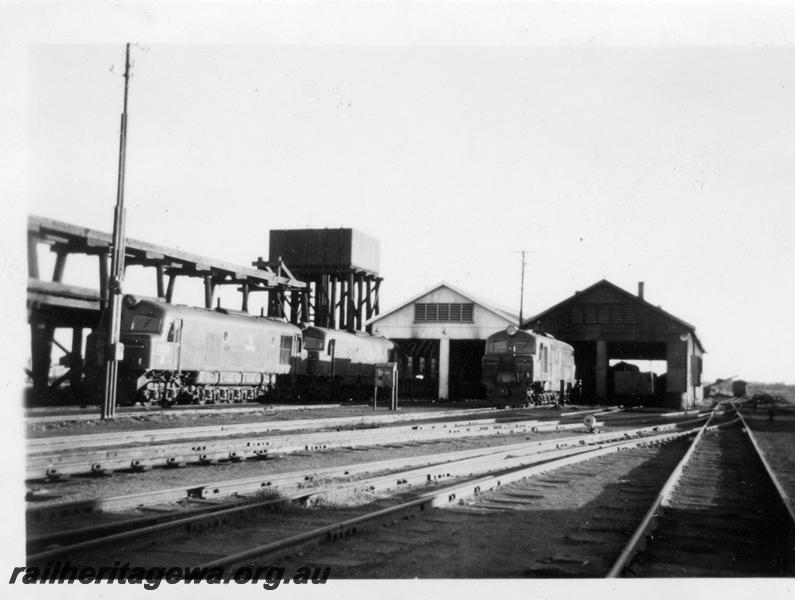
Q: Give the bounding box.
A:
[449,339,486,400]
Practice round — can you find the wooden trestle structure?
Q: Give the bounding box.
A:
[26,215,305,400]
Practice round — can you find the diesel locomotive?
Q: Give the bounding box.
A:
[481,325,576,407]
[88,295,394,405]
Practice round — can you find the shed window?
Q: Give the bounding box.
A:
[450,304,461,320]
[572,304,637,324]
[414,303,474,323]
[438,304,450,321]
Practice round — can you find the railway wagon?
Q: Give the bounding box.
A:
[298,325,396,401]
[481,325,576,408]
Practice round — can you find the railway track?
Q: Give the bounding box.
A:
[24,389,792,581]
[25,407,648,479]
[265,403,787,578]
[241,412,735,578]
[610,406,794,576]
[27,418,704,567]
[28,418,702,523]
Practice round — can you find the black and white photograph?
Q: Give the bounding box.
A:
[2,1,794,597]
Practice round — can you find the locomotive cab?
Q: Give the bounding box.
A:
[120,296,180,372]
[482,325,575,408]
[482,326,535,406]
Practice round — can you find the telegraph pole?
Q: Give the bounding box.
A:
[515,250,528,327]
[102,43,132,419]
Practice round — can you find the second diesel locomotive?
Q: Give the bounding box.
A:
[481,325,576,407]
[89,295,394,405]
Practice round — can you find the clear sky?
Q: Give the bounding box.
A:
[6,2,795,385]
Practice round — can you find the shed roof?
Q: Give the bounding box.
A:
[524,279,705,353]
[367,281,519,326]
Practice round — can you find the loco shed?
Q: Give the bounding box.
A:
[525,279,705,408]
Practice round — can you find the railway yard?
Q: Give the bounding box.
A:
[13,30,795,597]
[23,215,795,583]
[22,395,795,579]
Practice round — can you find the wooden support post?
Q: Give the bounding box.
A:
[241,281,250,312]
[70,327,84,396]
[98,253,109,311]
[155,265,165,299]
[338,277,346,330]
[315,276,325,326]
[329,275,337,329]
[27,234,39,279]
[365,276,373,333]
[365,276,373,319]
[347,271,355,332]
[373,278,381,316]
[30,317,54,397]
[165,274,176,303]
[278,286,286,318]
[328,276,334,327]
[267,286,277,317]
[204,275,215,309]
[290,290,300,324]
[52,252,67,283]
[301,289,310,324]
[356,274,363,331]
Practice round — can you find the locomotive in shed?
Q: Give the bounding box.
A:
[88,295,394,406]
[481,325,576,408]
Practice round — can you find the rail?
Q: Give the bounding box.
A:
[606,400,788,577]
[605,405,718,577]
